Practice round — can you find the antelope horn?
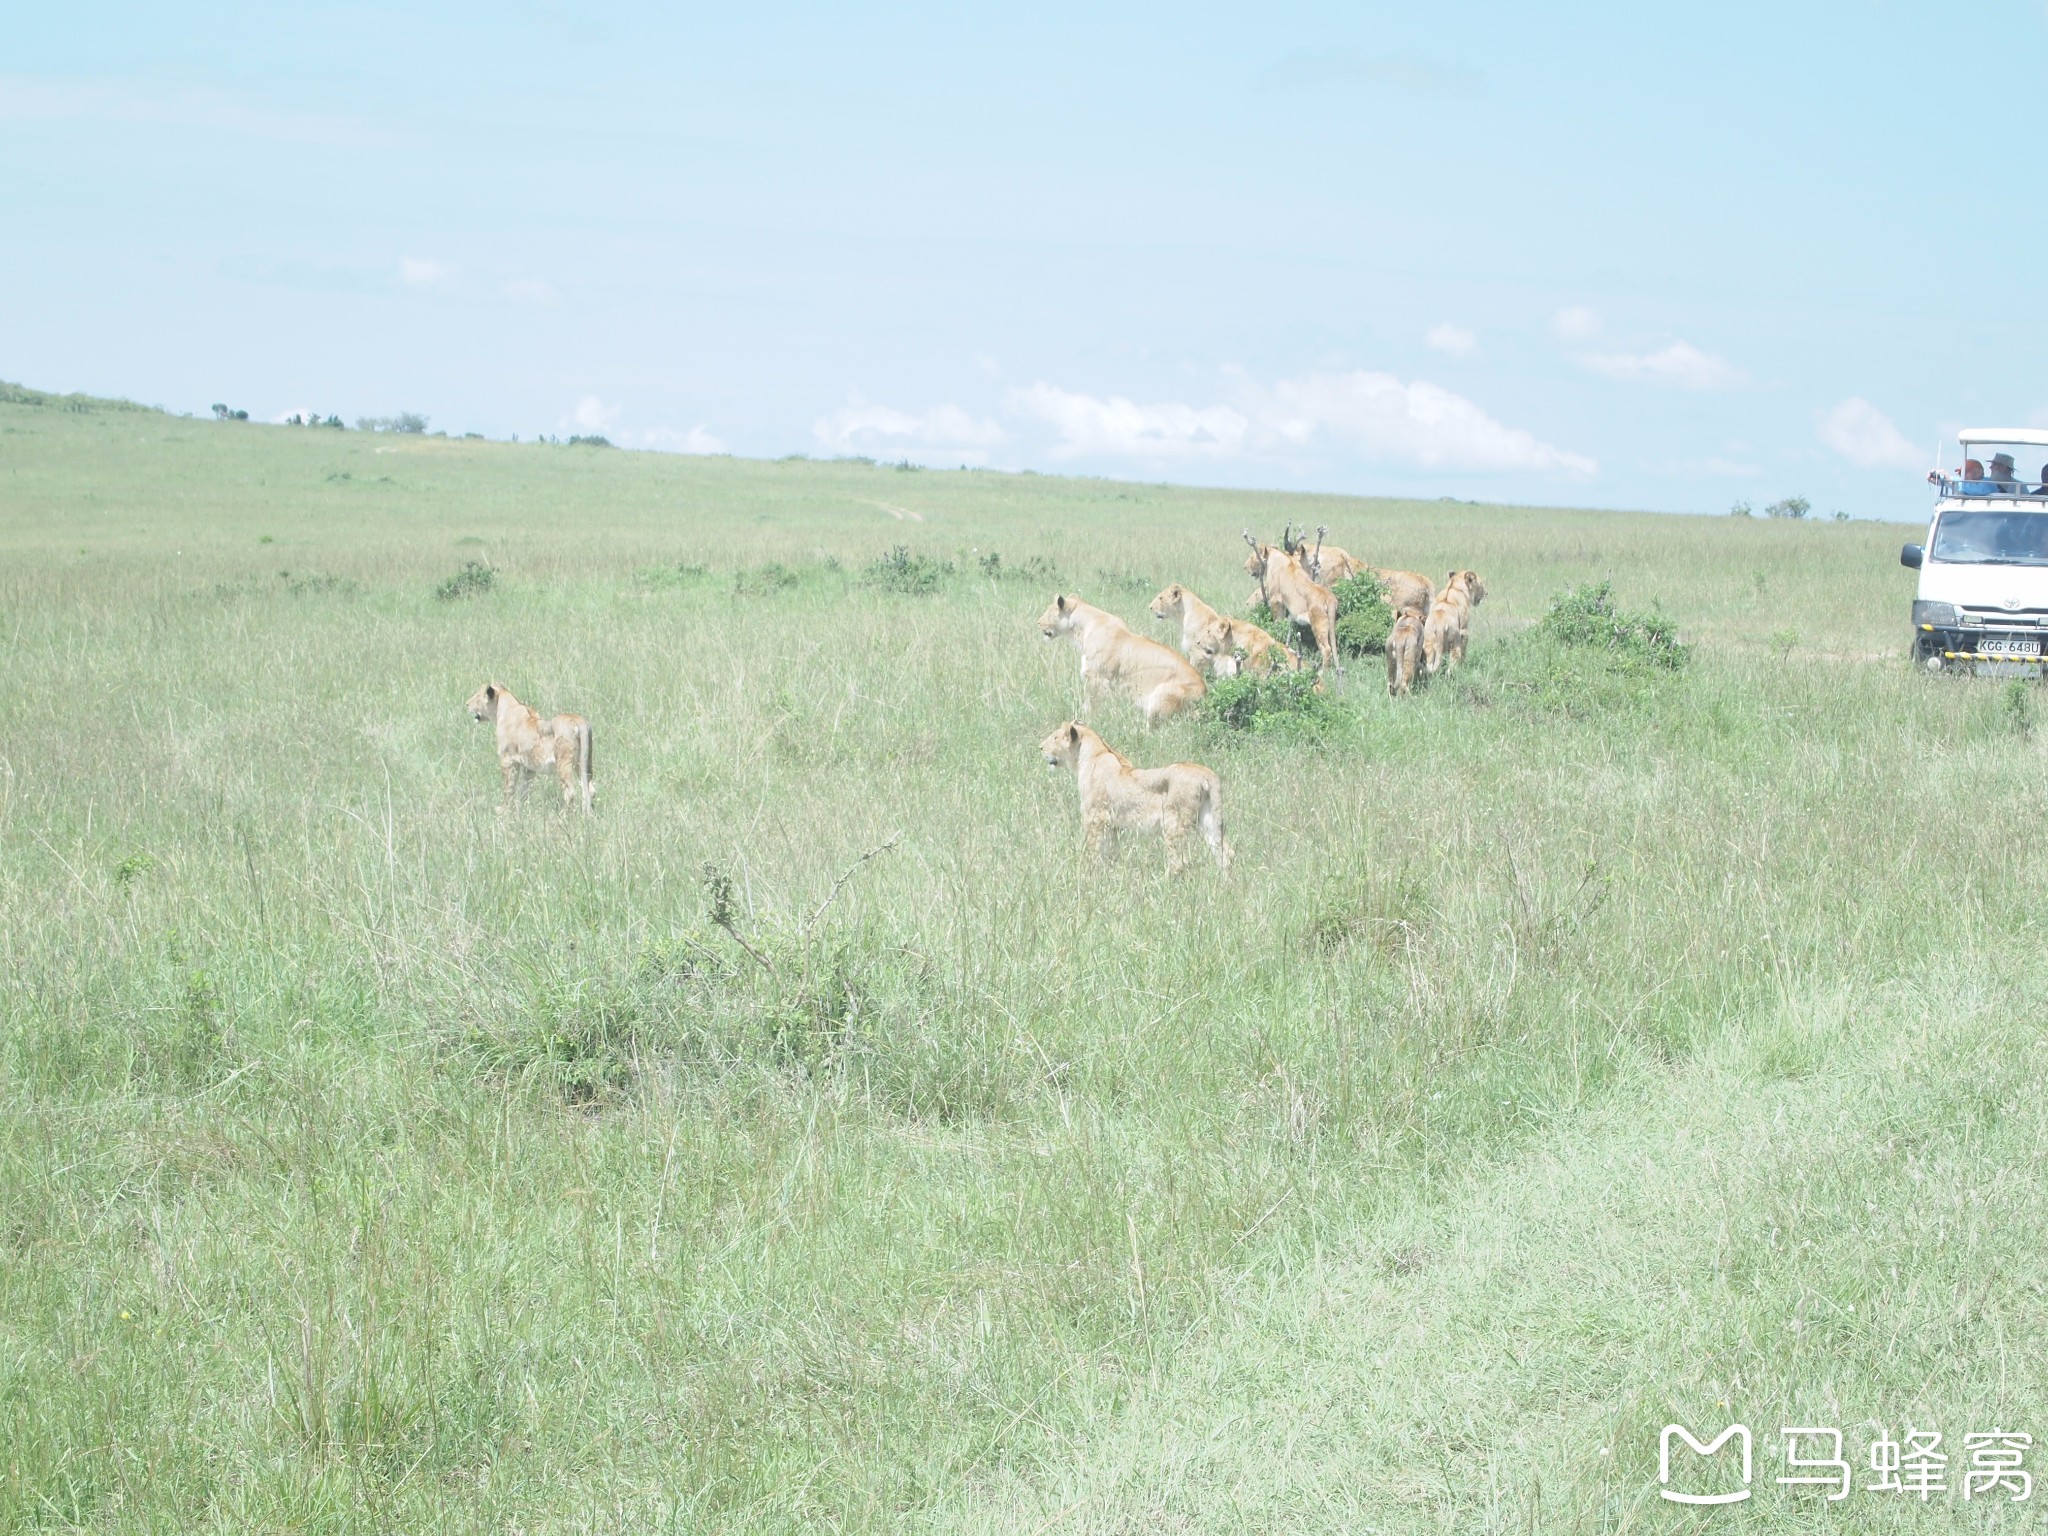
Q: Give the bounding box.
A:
[1242,529,1260,550]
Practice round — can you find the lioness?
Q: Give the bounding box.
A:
[1148,584,1298,677]
[466,682,595,811]
[1039,594,1205,726]
[1242,543,1339,670]
[1422,570,1486,677]
[1385,609,1425,696]
[1040,721,1230,874]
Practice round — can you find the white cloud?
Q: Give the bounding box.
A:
[1577,340,1747,391]
[1256,371,1596,475]
[399,256,453,288]
[631,425,726,454]
[1007,383,1248,460]
[568,396,620,434]
[812,399,1005,463]
[1817,397,1923,469]
[1425,323,1476,357]
[1008,371,1595,477]
[501,277,559,304]
[0,73,394,146]
[1552,306,1601,341]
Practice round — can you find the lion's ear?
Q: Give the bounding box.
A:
[1056,594,1068,611]
[1067,723,1080,745]
[485,684,497,701]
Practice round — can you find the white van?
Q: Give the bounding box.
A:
[1901,428,2048,673]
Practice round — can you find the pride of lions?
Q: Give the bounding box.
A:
[471,526,1482,878]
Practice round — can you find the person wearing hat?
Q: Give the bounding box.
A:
[1987,451,2021,492]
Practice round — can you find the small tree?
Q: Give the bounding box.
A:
[1764,496,1811,520]
[1729,498,1752,518]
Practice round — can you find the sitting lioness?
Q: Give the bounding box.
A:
[1148,583,1298,677]
[466,682,595,811]
[1040,721,1230,874]
[1422,570,1486,677]
[1039,594,1205,726]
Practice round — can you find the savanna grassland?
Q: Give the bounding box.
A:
[5,389,2048,1535]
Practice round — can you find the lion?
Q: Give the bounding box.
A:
[466,682,595,811]
[1422,570,1486,677]
[1385,610,1425,696]
[1040,721,1229,874]
[1039,594,1205,726]
[1242,542,1339,670]
[1148,583,1298,677]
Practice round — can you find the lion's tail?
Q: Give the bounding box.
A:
[1199,774,1230,874]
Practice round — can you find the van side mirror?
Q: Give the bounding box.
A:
[1900,543,1924,569]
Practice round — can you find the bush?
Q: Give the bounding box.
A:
[976,550,1059,584]
[862,546,953,595]
[433,561,495,601]
[1729,499,1753,518]
[357,412,429,435]
[1765,496,1811,520]
[210,403,249,421]
[566,434,613,448]
[1538,581,1689,669]
[1200,667,1341,737]
[1331,571,1394,657]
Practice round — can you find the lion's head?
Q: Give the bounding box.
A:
[465,682,500,722]
[1038,594,1078,639]
[1147,584,1185,622]
[1040,721,1085,771]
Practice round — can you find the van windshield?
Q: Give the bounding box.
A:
[1932,509,2048,566]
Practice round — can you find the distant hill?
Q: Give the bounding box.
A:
[0,379,163,415]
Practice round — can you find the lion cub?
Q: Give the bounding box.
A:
[1040,721,1230,874]
[1422,569,1485,677]
[1385,610,1425,696]
[466,682,595,812]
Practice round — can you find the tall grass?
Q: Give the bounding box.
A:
[2,401,2033,1532]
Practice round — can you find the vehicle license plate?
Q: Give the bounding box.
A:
[1980,635,2042,657]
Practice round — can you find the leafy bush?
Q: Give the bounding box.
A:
[433,561,495,601]
[1200,667,1341,737]
[1331,571,1394,657]
[566,434,614,448]
[976,550,1059,584]
[210,403,249,421]
[862,546,953,595]
[1539,581,1688,669]
[357,412,429,435]
[1765,496,1811,520]
[636,561,714,590]
[1729,499,1753,518]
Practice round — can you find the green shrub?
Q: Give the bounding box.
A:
[1539,581,1688,669]
[1331,571,1394,657]
[1200,667,1340,737]
[433,561,495,601]
[862,546,953,595]
[976,550,1059,584]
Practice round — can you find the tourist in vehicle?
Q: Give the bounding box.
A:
[1988,452,2021,491]
[1958,458,1993,495]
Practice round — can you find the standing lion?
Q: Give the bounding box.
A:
[1040,721,1230,874]
[466,682,595,812]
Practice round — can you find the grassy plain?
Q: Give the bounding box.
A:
[4,393,2046,1533]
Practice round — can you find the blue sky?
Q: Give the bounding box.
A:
[4,1,2040,517]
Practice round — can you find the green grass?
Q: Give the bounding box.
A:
[3,393,2040,1532]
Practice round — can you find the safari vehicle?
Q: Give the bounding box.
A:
[1901,428,2048,674]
